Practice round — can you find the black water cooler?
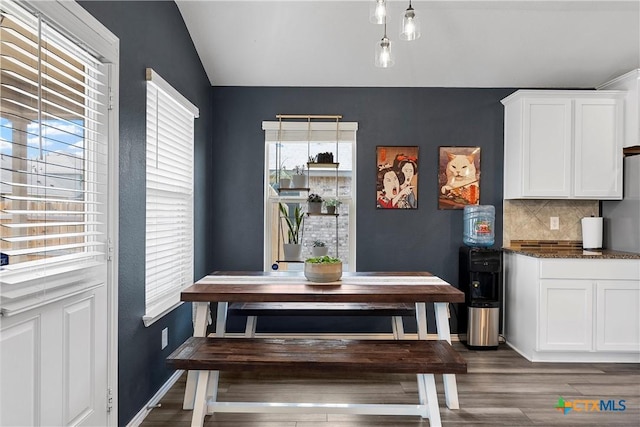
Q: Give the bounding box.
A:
[459,247,502,350]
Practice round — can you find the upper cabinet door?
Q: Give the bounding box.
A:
[573,98,623,199]
[522,98,572,198]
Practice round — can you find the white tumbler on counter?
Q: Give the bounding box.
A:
[581,216,603,249]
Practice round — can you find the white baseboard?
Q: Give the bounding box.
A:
[126,369,184,427]
[223,332,461,341]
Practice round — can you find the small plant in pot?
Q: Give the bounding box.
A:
[311,239,328,257]
[291,164,306,188]
[279,166,291,189]
[304,256,342,283]
[324,198,341,214]
[307,193,323,214]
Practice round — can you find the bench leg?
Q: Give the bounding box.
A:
[205,371,220,415]
[434,302,460,410]
[191,370,210,427]
[416,372,427,409]
[391,316,405,339]
[423,373,442,427]
[184,302,210,410]
[245,315,257,338]
[205,302,228,408]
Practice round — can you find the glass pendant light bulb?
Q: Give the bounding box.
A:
[375,36,394,68]
[370,0,387,25]
[400,1,421,41]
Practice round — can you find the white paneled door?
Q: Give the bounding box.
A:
[0,284,109,426]
[0,1,118,425]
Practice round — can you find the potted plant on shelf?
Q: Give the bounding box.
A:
[279,165,291,189]
[324,198,342,214]
[316,152,334,163]
[279,202,304,261]
[311,239,328,257]
[292,164,306,188]
[307,193,323,214]
[304,255,342,283]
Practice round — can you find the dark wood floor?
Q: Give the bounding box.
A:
[141,342,640,426]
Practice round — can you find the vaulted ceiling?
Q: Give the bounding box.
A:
[176,0,639,88]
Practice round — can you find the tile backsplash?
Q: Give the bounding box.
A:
[503,200,599,246]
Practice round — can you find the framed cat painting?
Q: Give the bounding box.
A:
[438,146,481,210]
[376,146,419,209]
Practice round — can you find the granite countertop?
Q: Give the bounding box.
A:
[503,247,640,259]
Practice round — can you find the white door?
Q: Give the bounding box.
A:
[0,2,117,425]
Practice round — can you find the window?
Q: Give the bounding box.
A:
[143,69,198,326]
[0,0,110,314]
[262,119,357,272]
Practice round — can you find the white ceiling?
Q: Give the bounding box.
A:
[176,0,640,88]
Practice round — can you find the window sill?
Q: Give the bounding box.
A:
[143,300,184,327]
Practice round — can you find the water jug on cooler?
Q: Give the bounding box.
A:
[463,205,495,247]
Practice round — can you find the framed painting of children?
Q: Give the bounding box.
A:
[376,146,419,209]
[438,146,481,210]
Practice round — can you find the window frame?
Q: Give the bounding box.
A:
[261,120,357,272]
[142,68,199,327]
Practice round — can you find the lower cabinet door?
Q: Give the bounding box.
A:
[596,281,640,352]
[539,280,593,351]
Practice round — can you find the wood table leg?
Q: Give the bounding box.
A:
[392,316,405,339]
[245,315,257,338]
[414,303,428,405]
[205,302,228,410]
[183,302,210,410]
[434,302,460,410]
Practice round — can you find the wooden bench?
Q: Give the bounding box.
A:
[168,337,467,427]
[227,302,416,338]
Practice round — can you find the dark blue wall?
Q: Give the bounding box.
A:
[78,2,213,425]
[211,87,515,334]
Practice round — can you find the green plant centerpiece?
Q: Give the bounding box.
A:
[304,255,342,283]
[307,193,323,214]
[279,202,304,260]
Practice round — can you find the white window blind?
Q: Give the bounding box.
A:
[0,0,109,312]
[144,69,198,326]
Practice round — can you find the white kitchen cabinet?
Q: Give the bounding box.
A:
[539,280,593,351]
[598,69,640,148]
[596,281,640,352]
[501,90,624,200]
[504,253,640,362]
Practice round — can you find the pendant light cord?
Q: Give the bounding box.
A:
[383,14,387,38]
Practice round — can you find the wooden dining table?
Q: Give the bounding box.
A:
[179,271,465,422]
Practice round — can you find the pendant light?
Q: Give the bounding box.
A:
[369,0,387,25]
[400,0,421,41]
[375,18,394,68]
